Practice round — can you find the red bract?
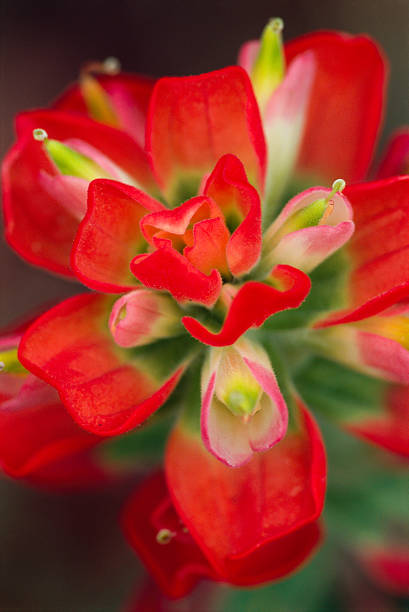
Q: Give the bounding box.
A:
[54,70,155,148]
[18,294,187,436]
[164,400,325,588]
[123,471,219,598]
[0,321,104,487]
[316,176,409,326]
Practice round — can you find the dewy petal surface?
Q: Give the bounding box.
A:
[146,67,266,203]
[18,294,186,436]
[166,400,326,583]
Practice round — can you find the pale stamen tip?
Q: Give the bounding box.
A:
[33,128,48,142]
[331,178,346,193]
[0,361,4,372]
[269,17,284,33]
[103,56,121,74]
[156,528,175,545]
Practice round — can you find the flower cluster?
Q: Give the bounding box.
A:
[1,21,409,600]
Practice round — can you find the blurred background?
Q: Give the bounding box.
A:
[1,0,408,609]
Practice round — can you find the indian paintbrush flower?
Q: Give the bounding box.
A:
[1,18,408,601]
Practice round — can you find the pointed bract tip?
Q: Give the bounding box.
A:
[33,128,48,142]
[269,17,284,33]
[103,56,121,74]
[331,178,346,193]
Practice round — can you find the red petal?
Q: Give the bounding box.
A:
[146,67,266,203]
[182,265,311,346]
[165,401,326,584]
[317,176,409,326]
[131,246,222,306]
[54,73,155,147]
[16,109,156,191]
[122,471,218,598]
[203,154,262,276]
[285,31,387,182]
[18,294,184,436]
[0,376,98,478]
[72,179,163,292]
[23,450,111,490]
[2,134,79,277]
[347,384,409,458]
[376,128,409,179]
[360,547,409,596]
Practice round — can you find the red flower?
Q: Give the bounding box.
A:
[2,21,409,599]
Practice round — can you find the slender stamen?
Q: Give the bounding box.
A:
[326,178,346,202]
[318,200,335,225]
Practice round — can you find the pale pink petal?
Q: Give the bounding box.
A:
[109,289,180,348]
[244,357,288,450]
[63,138,137,185]
[263,52,316,209]
[237,40,260,73]
[39,172,88,220]
[201,373,253,467]
[269,221,355,273]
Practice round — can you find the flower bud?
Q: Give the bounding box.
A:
[109,289,182,348]
[260,180,353,274]
[201,338,288,467]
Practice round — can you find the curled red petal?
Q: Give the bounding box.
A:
[18,294,184,436]
[165,400,326,584]
[72,179,164,292]
[204,154,262,276]
[182,265,311,346]
[285,31,387,183]
[146,67,266,202]
[131,246,222,307]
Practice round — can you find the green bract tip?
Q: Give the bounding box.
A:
[269,17,284,33]
[44,139,110,181]
[250,18,285,113]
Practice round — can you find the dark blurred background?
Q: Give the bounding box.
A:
[1,0,408,609]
